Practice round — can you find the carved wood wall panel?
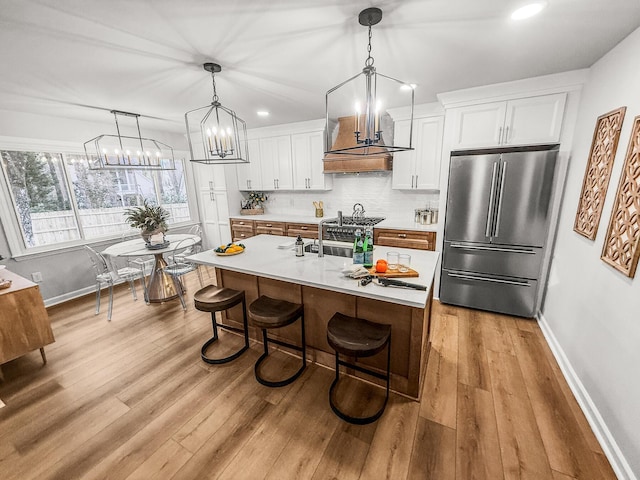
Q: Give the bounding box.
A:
[601,115,640,278]
[574,107,626,239]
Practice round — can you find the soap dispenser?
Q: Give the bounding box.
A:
[295,235,304,257]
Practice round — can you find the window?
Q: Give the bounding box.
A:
[0,149,193,252]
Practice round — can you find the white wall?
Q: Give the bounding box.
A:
[541,27,640,479]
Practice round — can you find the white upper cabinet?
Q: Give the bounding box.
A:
[392,116,444,190]
[449,92,566,149]
[292,131,332,190]
[236,139,263,191]
[260,135,293,190]
[236,119,330,192]
[503,94,566,145]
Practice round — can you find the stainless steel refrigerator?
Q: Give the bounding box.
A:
[439,145,558,317]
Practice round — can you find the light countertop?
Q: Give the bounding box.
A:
[188,234,440,309]
[229,213,438,232]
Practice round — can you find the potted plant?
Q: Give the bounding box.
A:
[241,191,267,215]
[124,200,170,243]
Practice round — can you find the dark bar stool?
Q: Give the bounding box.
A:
[194,285,250,364]
[326,312,391,425]
[248,295,306,387]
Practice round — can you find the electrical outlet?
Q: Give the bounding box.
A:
[31,272,43,282]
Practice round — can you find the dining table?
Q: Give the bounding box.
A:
[102,233,201,303]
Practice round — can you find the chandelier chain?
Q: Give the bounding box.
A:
[365,23,375,67]
[211,71,219,103]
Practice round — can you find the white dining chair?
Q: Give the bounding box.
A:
[162,237,203,310]
[84,245,147,321]
[173,225,204,285]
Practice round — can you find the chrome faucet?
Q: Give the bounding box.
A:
[317,218,330,258]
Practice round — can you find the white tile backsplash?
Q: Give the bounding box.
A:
[261,172,438,222]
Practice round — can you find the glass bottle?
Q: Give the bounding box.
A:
[353,229,364,264]
[363,227,374,268]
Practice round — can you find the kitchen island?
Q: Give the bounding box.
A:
[188,234,439,399]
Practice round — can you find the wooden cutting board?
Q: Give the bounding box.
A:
[367,266,419,278]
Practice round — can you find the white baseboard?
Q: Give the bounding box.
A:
[537,312,637,480]
[44,285,98,307]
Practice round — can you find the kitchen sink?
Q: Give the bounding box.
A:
[304,243,353,258]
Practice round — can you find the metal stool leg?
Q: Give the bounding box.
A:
[254,313,306,388]
[201,299,250,365]
[328,335,391,425]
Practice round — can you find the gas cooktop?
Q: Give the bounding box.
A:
[328,216,385,227]
[322,216,385,242]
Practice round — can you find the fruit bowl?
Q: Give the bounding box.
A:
[215,249,244,256]
[214,243,245,256]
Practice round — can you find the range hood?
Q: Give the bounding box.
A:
[323,115,392,173]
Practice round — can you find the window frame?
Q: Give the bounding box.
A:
[0,136,198,260]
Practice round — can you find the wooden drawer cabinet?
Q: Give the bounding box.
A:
[374,228,436,251]
[286,222,319,239]
[231,219,255,242]
[255,220,286,236]
[0,269,54,370]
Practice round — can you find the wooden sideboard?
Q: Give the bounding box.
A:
[0,269,54,377]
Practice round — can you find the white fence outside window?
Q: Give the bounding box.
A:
[29,203,189,245]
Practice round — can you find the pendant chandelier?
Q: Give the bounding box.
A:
[325,7,415,156]
[185,63,249,165]
[84,110,176,170]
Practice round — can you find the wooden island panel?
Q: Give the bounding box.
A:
[215,267,431,400]
[0,269,55,368]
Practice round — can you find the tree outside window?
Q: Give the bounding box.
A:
[1,150,192,249]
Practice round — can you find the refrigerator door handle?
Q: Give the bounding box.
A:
[446,271,531,287]
[493,161,508,238]
[449,243,536,255]
[485,162,499,238]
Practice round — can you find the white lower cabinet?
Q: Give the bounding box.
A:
[392,116,444,190]
[292,131,332,190]
[449,92,566,150]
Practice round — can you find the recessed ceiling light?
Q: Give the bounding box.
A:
[257,111,269,117]
[400,83,417,91]
[511,1,547,20]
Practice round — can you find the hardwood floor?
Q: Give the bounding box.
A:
[0,270,616,479]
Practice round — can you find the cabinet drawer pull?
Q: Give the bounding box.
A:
[240,234,246,237]
[301,226,308,230]
[398,233,407,238]
[266,224,272,227]
[239,221,245,225]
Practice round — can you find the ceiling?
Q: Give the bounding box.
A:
[1,0,639,135]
